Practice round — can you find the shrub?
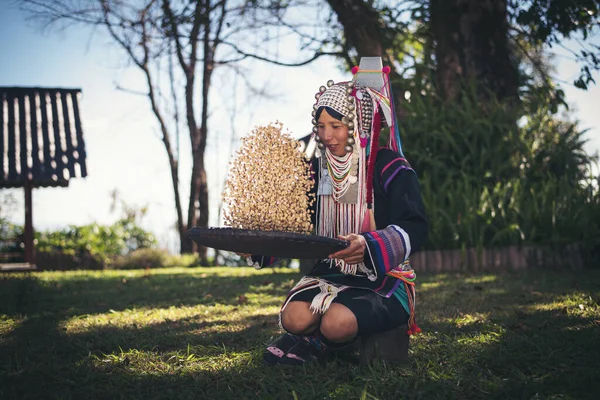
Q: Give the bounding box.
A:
[112,248,170,270]
[399,87,600,261]
[166,253,201,268]
[0,219,24,262]
[36,250,104,271]
[35,219,157,269]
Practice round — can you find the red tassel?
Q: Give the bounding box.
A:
[412,323,422,334]
[366,111,381,207]
[407,322,422,336]
[360,208,376,233]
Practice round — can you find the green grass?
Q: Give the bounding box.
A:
[1,266,599,400]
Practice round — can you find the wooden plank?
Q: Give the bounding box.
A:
[416,252,426,272]
[18,93,28,179]
[49,91,65,180]
[29,92,41,180]
[70,90,87,177]
[507,246,516,270]
[60,90,76,178]
[467,248,478,272]
[434,250,442,273]
[39,91,53,181]
[0,253,24,261]
[452,249,462,271]
[0,263,37,272]
[411,244,587,273]
[498,248,506,271]
[7,95,17,181]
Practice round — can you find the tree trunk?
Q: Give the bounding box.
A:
[140,59,186,255]
[186,149,209,260]
[196,154,209,262]
[184,6,213,262]
[326,0,392,62]
[429,0,518,104]
[325,0,408,134]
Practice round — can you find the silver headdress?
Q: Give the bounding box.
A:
[312,81,375,152]
[310,57,403,156]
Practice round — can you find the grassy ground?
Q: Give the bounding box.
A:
[1,266,599,400]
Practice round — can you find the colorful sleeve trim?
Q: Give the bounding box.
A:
[361,225,407,276]
[390,224,411,259]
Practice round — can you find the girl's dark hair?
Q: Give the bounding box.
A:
[315,106,344,122]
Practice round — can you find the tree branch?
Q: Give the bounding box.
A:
[113,83,147,96]
[217,41,343,66]
[162,0,189,74]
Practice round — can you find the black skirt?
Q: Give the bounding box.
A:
[289,287,409,336]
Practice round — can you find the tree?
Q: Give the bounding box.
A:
[511,0,600,90]
[282,0,599,256]
[319,1,425,125]
[319,0,599,105]
[19,0,312,260]
[19,0,600,260]
[429,0,518,103]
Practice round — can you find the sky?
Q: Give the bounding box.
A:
[1,3,599,253]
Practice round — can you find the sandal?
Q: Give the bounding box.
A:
[263,333,300,365]
[279,339,327,366]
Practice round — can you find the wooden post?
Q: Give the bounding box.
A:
[24,181,35,265]
[358,324,409,365]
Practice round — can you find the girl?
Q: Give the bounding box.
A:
[252,71,428,365]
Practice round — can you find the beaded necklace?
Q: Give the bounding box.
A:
[318,145,368,276]
[325,149,355,200]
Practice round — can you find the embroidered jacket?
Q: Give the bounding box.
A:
[251,148,429,333]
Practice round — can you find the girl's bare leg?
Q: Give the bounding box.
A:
[280,301,320,335]
[319,303,358,343]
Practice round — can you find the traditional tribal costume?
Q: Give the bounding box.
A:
[251,58,428,365]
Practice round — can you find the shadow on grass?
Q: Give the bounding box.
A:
[1,268,599,399]
[0,268,298,317]
[411,269,600,399]
[0,268,300,399]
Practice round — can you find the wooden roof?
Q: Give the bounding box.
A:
[0,87,87,188]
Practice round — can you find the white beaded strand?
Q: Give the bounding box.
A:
[324,149,354,200]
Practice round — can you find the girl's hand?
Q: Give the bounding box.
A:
[329,234,366,265]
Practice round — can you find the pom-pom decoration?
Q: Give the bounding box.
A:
[223,122,315,234]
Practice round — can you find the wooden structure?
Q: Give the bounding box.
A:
[0,87,87,268]
[410,244,584,273]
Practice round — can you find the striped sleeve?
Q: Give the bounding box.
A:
[361,225,410,276]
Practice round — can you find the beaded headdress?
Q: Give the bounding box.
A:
[312,82,374,152]
[311,57,404,157]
